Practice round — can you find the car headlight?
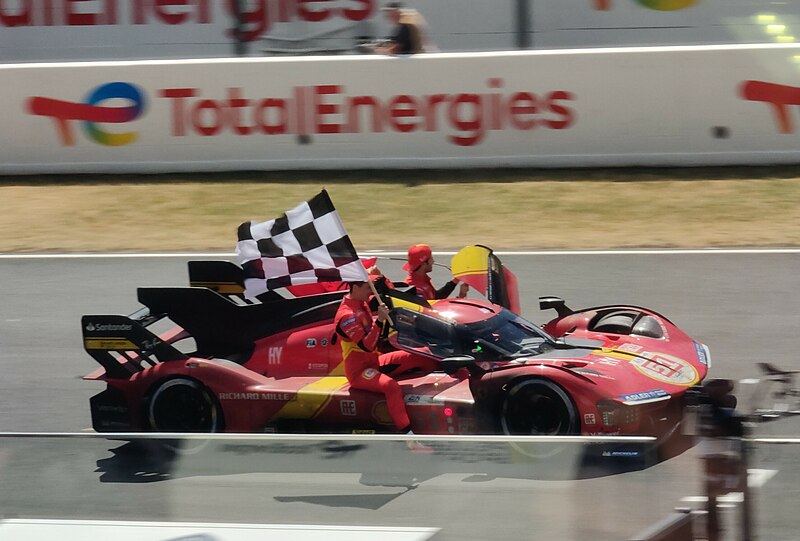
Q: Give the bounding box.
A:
[597,400,640,427]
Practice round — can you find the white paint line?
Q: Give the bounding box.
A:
[739,379,761,385]
[748,469,778,488]
[681,493,744,504]
[679,469,778,505]
[0,520,439,541]
[2,248,800,259]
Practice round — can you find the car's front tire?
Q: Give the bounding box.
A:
[499,378,581,469]
[500,378,578,436]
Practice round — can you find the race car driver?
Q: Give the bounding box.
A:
[335,280,415,433]
[403,244,469,300]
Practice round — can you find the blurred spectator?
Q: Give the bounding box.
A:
[376,2,435,55]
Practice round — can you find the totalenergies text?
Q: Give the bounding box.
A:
[160,79,576,147]
[0,0,374,41]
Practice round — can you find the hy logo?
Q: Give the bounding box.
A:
[26,82,146,146]
[593,0,697,10]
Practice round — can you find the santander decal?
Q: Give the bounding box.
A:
[740,80,800,134]
[0,0,375,42]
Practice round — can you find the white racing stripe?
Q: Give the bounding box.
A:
[0,519,439,541]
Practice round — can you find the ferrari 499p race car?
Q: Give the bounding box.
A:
[83,246,709,452]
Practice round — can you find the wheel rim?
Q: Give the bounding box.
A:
[149,378,220,433]
[501,380,577,435]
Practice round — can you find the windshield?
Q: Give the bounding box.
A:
[460,310,554,359]
[392,306,553,360]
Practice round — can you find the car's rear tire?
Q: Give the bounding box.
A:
[148,378,223,453]
[500,379,578,436]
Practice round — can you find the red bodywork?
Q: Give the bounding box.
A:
[84,289,709,440]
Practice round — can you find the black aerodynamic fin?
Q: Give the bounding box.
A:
[188,260,246,295]
[82,314,187,379]
[137,286,345,358]
[187,260,283,300]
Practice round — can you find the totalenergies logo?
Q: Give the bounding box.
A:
[26,82,146,146]
[593,0,697,10]
[740,80,800,134]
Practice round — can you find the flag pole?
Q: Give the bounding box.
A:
[366,278,393,326]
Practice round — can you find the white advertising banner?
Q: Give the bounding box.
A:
[0,519,439,541]
[1,44,799,173]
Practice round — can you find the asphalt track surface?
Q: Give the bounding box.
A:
[1,252,799,540]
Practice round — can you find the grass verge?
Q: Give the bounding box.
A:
[1,167,798,253]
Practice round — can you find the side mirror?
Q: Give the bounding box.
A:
[539,296,573,317]
[440,355,484,377]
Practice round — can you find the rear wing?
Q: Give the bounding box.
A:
[188,260,246,295]
[81,313,187,379]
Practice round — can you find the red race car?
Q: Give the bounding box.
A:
[83,246,709,450]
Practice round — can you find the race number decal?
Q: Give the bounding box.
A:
[630,353,698,386]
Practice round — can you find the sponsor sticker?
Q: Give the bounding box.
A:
[404,395,438,406]
[268,346,282,365]
[584,413,596,425]
[84,338,137,350]
[372,401,393,424]
[340,400,357,416]
[219,392,292,401]
[693,341,709,366]
[306,338,317,348]
[602,450,642,457]
[85,322,133,332]
[619,389,670,404]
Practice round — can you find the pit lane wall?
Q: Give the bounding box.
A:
[2,44,800,174]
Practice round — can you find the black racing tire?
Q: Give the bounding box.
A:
[500,378,579,436]
[499,379,581,467]
[148,377,223,434]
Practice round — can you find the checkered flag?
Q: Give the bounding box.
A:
[236,190,369,298]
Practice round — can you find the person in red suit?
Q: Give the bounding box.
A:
[335,280,413,432]
[403,244,468,300]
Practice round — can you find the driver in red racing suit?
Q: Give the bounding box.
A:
[403,244,468,300]
[335,280,412,432]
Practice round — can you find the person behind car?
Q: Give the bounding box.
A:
[403,244,469,300]
[375,2,434,55]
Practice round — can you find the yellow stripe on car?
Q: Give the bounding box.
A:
[276,377,349,419]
